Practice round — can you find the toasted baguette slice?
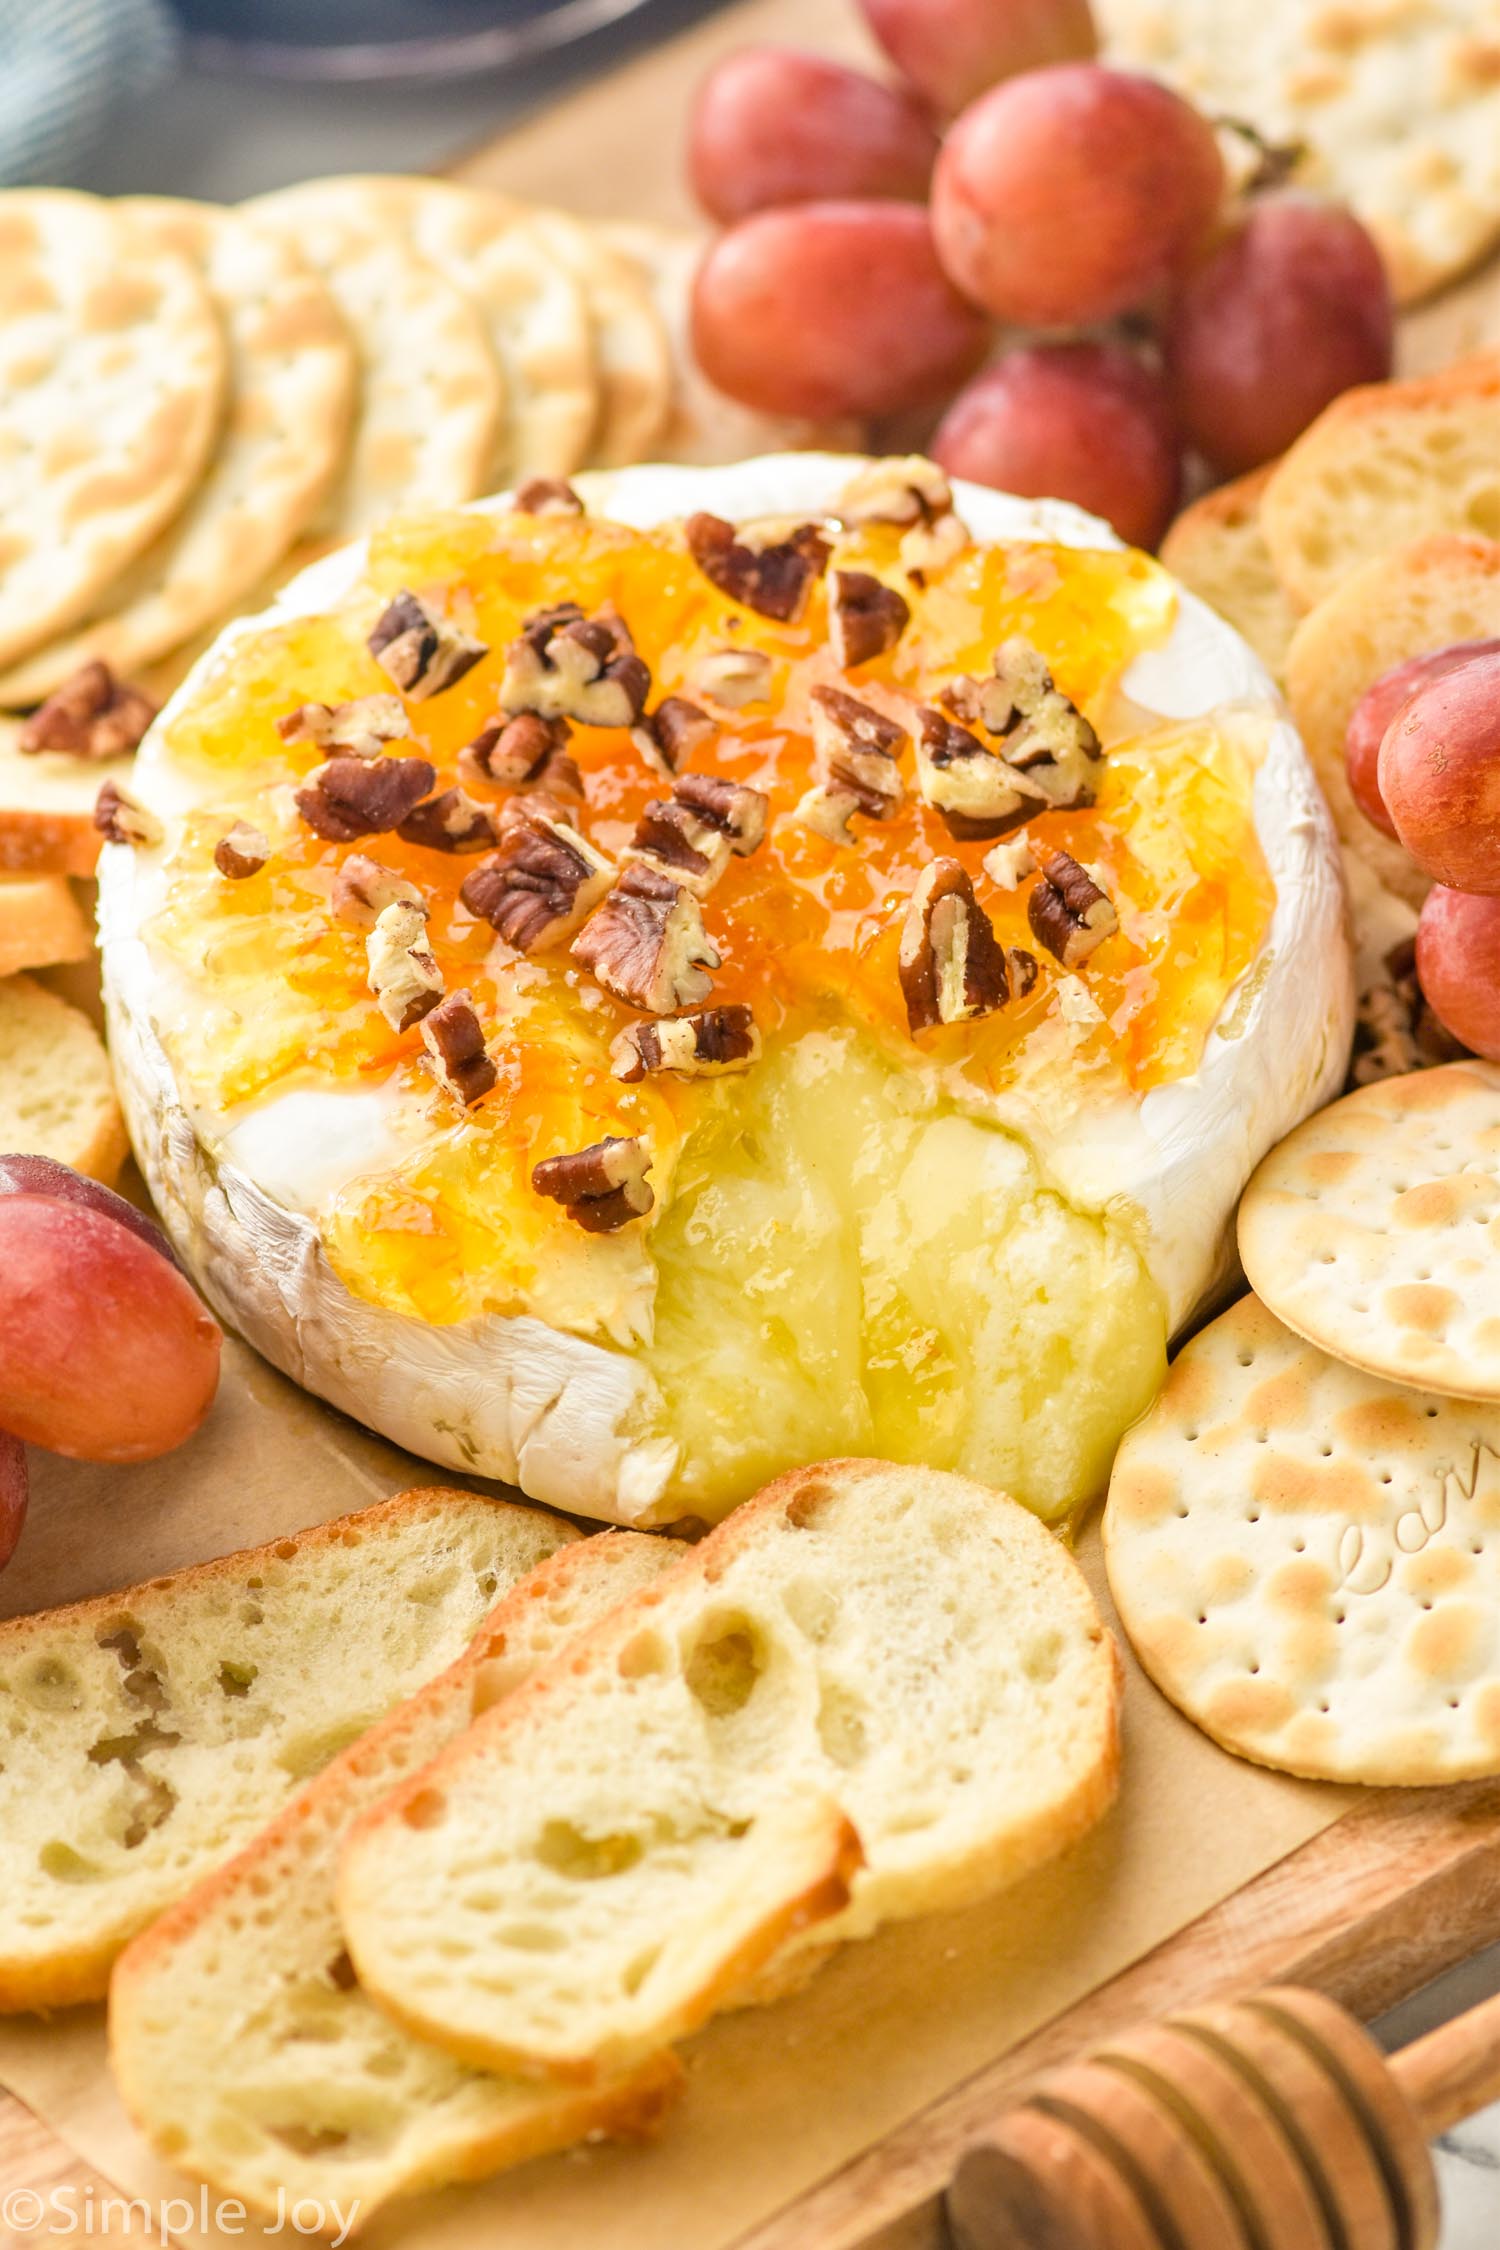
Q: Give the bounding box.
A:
[1262,352,1500,609]
[110,1533,683,2230]
[1284,533,1500,909]
[338,1459,1122,2082]
[0,871,92,979]
[1158,466,1300,680]
[0,973,127,1183]
[0,1488,574,2013]
[0,718,128,877]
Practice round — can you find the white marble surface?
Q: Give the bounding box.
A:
[1376,1942,1500,2247]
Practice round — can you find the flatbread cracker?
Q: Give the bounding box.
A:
[528,206,672,469]
[1283,532,1500,910]
[1239,1061,1500,1400]
[1096,0,1500,304]
[251,177,596,486]
[244,186,504,539]
[0,190,227,672]
[1106,1292,1500,1784]
[1159,466,1300,681]
[0,201,357,708]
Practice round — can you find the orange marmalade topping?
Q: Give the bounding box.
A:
[146,506,1274,1330]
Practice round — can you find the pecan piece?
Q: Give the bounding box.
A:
[459,809,613,954]
[624,797,731,898]
[611,1003,760,1082]
[500,601,650,729]
[808,687,907,826]
[572,863,721,1014]
[690,645,773,710]
[899,858,1010,1034]
[366,899,443,1033]
[94,779,162,847]
[915,708,1043,840]
[685,513,831,623]
[532,1134,654,1234]
[630,696,716,776]
[397,786,497,854]
[1007,945,1040,999]
[20,661,156,760]
[1027,849,1119,969]
[828,571,910,671]
[674,770,768,856]
[367,591,487,701]
[982,833,1035,890]
[833,458,968,582]
[944,638,1101,813]
[214,820,270,880]
[331,854,425,931]
[514,475,584,516]
[277,694,411,759]
[457,711,582,799]
[296,754,437,843]
[420,989,497,1106]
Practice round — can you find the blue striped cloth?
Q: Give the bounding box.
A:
[0,0,179,186]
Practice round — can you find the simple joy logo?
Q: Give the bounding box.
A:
[1336,1440,1500,1597]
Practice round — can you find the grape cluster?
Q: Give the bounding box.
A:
[686,0,1393,551]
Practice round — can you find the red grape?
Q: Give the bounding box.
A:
[0,1433,26,1574]
[1164,196,1393,475]
[688,49,938,225]
[933,343,1182,550]
[0,1196,221,1461]
[0,1152,185,1272]
[690,202,989,419]
[1417,887,1500,1058]
[930,65,1224,326]
[858,0,1097,115]
[1378,649,1500,893]
[1345,641,1500,843]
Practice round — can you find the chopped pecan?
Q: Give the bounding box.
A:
[631,696,716,776]
[1027,849,1119,969]
[611,1002,760,1082]
[331,854,425,931]
[457,711,582,799]
[500,601,650,729]
[690,645,773,710]
[94,779,162,847]
[20,661,156,760]
[532,1134,654,1234]
[795,784,864,844]
[421,989,497,1106]
[685,513,831,623]
[1007,945,1040,999]
[828,571,910,670]
[673,770,768,856]
[624,796,731,898]
[900,510,969,583]
[460,808,614,954]
[367,591,487,701]
[214,820,270,880]
[366,898,443,1033]
[397,786,497,854]
[808,688,907,827]
[295,754,437,843]
[944,639,1101,812]
[277,694,411,760]
[899,858,1010,1034]
[836,456,953,530]
[982,833,1035,890]
[514,475,584,517]
[573,863,721,1014]
[915,708,1039,839]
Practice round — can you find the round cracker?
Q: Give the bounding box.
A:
[250,177,596,487]
[1105,1292,1500,1784]
[245,185,505,539]
[0,189,227,671]
[527,207,671,469]
[1239,1061,1500,1399]
[0,201,357,708]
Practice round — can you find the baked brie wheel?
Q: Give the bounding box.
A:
[99,455,1352,1529]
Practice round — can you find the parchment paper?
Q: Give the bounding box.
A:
[0,1333,1353,2249]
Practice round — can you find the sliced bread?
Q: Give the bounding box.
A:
[0,718,128,877]
[0,872,92,980]
[0,1488,574,2012]
[1262,352,1500,609]
[1284,533,1500,909]
[0,974,127,1184]
[337,1459,1122,2082]
[109,1533,683,2229]
[1158,466,1300,681]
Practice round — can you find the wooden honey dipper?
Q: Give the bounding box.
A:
[947,1981,1500,2250]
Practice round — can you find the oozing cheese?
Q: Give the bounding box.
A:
[99,458,1353,1527]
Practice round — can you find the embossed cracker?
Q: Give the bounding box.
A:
[1105,1292,1500,1785]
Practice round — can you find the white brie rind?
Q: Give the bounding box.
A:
[98,456,1354,1526]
